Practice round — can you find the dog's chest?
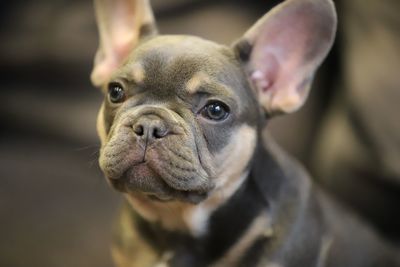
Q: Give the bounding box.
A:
[149,220,270,267]
[122,176,271,267]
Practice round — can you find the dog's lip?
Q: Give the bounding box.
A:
[105,161,145,181]
[108,162,209,204]
[146,193,173,202]
[143,190,208,204]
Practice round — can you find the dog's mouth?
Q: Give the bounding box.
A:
[107,161,210,204]
[144,191,208,203]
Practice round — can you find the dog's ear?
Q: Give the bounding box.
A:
[233,0,337,115]
[91,0,157,87]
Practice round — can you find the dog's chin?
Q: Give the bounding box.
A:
[107,163,209,204]
[144,190,208,204]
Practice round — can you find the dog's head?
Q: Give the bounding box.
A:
[91,0,336,204]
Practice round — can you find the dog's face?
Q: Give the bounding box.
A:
[97,36,259,203]
[91,0,336,204]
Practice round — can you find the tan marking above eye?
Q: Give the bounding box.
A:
[185,72,211,94]
[131,63,146,85]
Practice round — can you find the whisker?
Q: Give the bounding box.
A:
[73,144,100,152]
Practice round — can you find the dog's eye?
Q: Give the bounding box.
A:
[108,82,126,103]
[201,101,230,121]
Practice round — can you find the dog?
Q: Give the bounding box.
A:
[90,0,400,266]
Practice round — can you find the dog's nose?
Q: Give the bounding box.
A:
[132,116,169,140]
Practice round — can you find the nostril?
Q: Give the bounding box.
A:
[153,127,167,139]
[133,124,144,136]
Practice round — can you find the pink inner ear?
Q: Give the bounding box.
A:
[239,0,336,113]
[248,4,319,98]
[250,53,279,93]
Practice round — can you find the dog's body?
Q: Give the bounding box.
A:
[90,0,400,266]
[111,138,399,267]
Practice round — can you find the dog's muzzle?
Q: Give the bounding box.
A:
[99,106,214,203]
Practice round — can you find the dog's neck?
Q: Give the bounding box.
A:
[125,167,252,237]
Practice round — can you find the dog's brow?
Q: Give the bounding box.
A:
[185,72,211,95]
[185,73,237,101]
[130,63,146,85]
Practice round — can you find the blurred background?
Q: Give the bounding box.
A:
[1,0,399,266]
